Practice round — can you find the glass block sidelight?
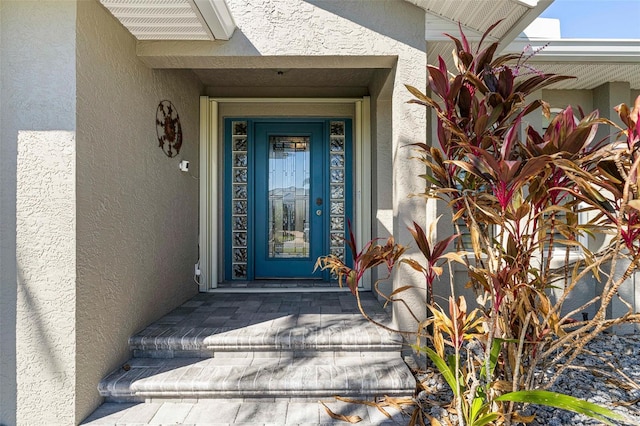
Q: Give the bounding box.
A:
[233,248,248,263]
[233,153,248,167]
[330,201,344,215]
[233,200,247,215]
[233,264,247,280]
[233,232,247,247]
[330,232,343,247]
[331,247,344,260]
[231,121,248,279]
[330,153,344,168]
[331,216,344,231]
[233,168,248,183]
[233,215,247,230]
[330,185,344,199]
[233,138,247,152]
[329,121,346,262]
[233,184,247,200]
[330,169,344,183]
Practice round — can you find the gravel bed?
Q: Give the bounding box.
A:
[412,334,640,425]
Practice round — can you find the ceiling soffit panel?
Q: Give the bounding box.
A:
[411,0,543,75]
[409,0,531,41]
[100,0,235,41]
[518,63,640,90]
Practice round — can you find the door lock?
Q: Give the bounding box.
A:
[316,209,322,216]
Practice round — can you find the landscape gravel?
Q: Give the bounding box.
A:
[412,334,640,425]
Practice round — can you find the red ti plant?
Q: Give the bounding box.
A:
[404,21,639,425]
[314,220,409,332]
[318,21,639,426]
[403,219,459,304]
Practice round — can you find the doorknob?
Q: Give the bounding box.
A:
[316,197,323,206]
[316,209,322,216]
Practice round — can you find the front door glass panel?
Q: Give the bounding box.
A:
[267,136,310,259]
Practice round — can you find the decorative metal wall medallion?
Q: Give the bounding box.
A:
[156,100,183,157]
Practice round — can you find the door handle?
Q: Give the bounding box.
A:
[316,197,323,206]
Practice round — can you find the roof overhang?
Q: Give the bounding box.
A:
[405,0,555,79]
[503,38,640,89]
[406,0,640,91]
[99,0,235,41]
[408,0,553,46]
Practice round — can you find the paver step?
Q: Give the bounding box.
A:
[99,356,416,402]
[130,318,403,358]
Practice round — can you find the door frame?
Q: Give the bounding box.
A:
[199,97,371,290]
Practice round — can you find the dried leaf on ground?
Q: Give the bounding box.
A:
[320,401,363,423]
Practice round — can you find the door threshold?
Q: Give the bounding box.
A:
[206,287,353,293]
[210,280,361,293]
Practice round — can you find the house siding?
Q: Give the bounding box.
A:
[1,1,77,424]
[1,0,202,423]
[75,0,202,422]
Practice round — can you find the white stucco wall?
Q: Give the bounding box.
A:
[2,2,77,424]
[75,0,202,421]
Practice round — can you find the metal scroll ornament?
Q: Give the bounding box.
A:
[156,100,183,158]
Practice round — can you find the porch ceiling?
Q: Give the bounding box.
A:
[196,68,377,88]
[197,68,390,98]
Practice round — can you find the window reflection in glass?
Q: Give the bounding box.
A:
[267,136,310,258]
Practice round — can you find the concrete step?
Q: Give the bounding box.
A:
[129,316,403,358]
[98,355,416,402]
[82,399,411,425]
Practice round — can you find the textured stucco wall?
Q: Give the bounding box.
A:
[3,2,78,424]
[75,0,201,421]
[17,131,77,424]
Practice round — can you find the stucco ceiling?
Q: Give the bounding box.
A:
[195,68,378,87]
[196,68,388,97]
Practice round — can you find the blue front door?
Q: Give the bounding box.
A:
[225,118,351,281]
[254,122,325,278]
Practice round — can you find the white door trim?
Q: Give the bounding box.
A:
[199,96,372,290]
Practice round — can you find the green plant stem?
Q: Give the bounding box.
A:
[353,286,416,337]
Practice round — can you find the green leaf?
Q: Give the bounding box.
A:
[422,347,462,397]
[469,397,484,423]
[480,338,502,380]
[496,390,624,425]
[473,413,500,426]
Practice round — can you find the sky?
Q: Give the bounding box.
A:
[540,0,640,39]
